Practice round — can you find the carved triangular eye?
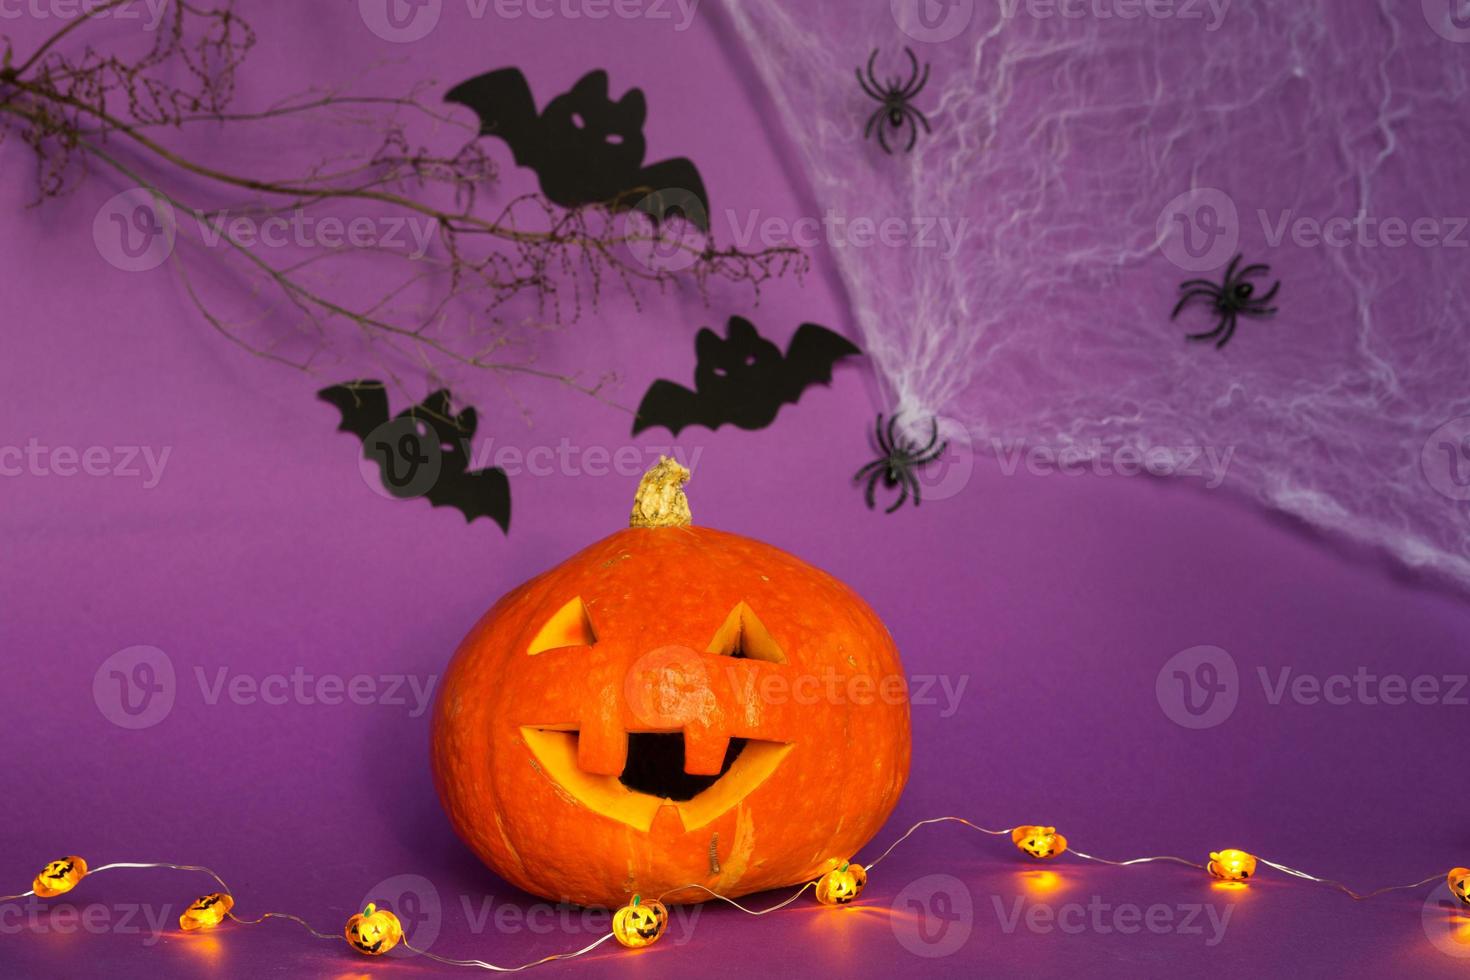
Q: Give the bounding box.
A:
[706,603,786,663]
[527,597,597,655]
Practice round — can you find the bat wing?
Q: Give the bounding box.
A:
[424,465,511,533]
[632,379,706,435]
[779,323,861,404]
[317,379,390,444]
[445,68,543,168]
[627,158,710,231]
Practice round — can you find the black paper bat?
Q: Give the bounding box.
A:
[318,379,510,532]
[632,317,861,435]
[445,67,709,230]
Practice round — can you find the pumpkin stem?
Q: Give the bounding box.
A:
[629,456,692,528]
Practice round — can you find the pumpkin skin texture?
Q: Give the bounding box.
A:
[432,462,910,908]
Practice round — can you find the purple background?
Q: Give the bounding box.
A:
[3,2,1469,977]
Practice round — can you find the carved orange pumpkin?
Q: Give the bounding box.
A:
[432,459,910,907]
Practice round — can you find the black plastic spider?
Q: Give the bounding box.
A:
[856,47,931,155]
[1171,253,1281,350]
[853,413,947,513]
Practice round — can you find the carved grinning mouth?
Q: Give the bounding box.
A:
[521,727,792,832]
[520,597,795,831]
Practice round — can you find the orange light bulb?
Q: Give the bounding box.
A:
[179,892,234,932]
[1207,849,1258,882]
[814,861,868,905]
[345,903,403,956]
[33,857,88,898]
[1012,826,1067,859]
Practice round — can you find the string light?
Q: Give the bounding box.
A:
[3,822,1462,971]
[1011,825,1068,859]
[611,895,667,949]
[179,892,234,931]
[1207,849,1258,882]
[32,856,87,898]
[345,902,403,956]
[814,861,867,905]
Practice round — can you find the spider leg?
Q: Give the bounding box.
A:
[886,413,901,456]
[1177,278,1218,290]
[865,109,882,140]
[911,440,949,466]
[915,416,940,454]
[1250,281,1281,305]
[853,458,886,482]
[1239,305,1278,318]
[1186,316,1228,342]
[1215,314,1238,349]
[913,106,932,132]
[874,413,893,456]
[908,469,923,508]
[910,60,930,99]
[885,472,910,514]
[863,51,884,91]
[856,61,884,103]
[902,113,919,153]
[1172,288,1220,319]
[1222,253,1243,283]
[876,122,893,155]
[864,469,883,511]
[1238,263,1272,280]
[901,46,921,93]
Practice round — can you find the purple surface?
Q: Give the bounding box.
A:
[2,2,1469,978]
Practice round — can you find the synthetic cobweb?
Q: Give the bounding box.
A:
[725,0,1470,589]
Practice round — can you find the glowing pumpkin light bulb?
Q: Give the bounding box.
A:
[32,856,88,898]
[1447,868,1470,907]
[612,895,668,949]
[1207,849,1258,882]
[345,903,403,956]
[1012,826,1067,860]
[814,861,868,906]
[179,892,234,932]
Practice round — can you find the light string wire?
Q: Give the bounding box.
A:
[2,817,1458,969]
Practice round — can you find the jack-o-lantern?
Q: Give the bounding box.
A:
[611,895,668,948]
[1446,867,1470,907]
[33,856,87,898]
[1012,826,1067,860]
[814,861,868,905]
[179,892,234,931]
[345,903,403,956]
[1206,849,1257,882]
[432,459,911,907]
